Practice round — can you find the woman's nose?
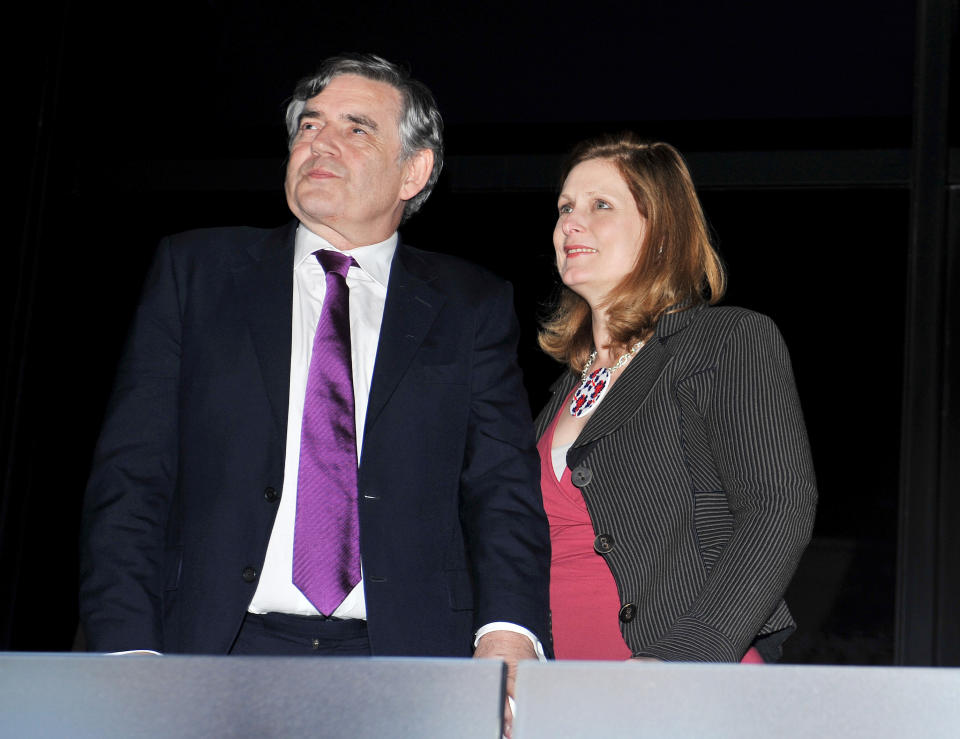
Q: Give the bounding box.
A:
[561,216,582,235]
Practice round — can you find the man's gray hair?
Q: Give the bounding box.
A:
[285,53,444,221]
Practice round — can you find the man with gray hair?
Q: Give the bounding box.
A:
[80,54,550,688]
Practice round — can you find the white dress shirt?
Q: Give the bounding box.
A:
[249,225,393,617]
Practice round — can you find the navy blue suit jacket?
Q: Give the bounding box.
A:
[80,222,551,656]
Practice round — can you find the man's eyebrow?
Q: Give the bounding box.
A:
[342,113,379,132]
[297,108,322,125]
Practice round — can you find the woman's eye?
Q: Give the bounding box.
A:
[558,204,573,214]
[595,200,611,209]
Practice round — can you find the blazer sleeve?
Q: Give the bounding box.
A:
[79,238,182,652]
[638,312,817,661]
[456,279,552,646]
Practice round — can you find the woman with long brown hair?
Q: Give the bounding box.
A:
[537,134,817,662]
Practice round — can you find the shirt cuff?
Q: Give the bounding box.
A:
[106,650,163,656]
[474,622,546,662]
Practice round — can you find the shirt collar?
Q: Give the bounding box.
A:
[293,223,397,288]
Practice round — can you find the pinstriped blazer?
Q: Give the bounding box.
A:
[535,303,817,662]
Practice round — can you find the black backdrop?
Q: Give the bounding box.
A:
[7,0,948,664]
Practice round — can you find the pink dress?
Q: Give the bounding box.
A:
[540,402,764,664]
[538,406,631,660]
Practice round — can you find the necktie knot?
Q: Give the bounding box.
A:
[316,249,355,279]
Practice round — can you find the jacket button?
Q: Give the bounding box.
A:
[619,602,636,623]
[241,566,258,583]
[594,534,615,553]
[264,487,280,503]
[571,466,592,487]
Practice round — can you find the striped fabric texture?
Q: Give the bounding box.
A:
[535,304,818,662]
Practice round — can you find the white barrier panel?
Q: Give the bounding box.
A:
[514,661,960,739]
[0,654,505,739]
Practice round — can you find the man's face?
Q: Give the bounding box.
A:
[285,74,426,249]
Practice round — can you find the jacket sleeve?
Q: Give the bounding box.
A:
[79,238,182,652]
[456,279,552,648]
[638,312,817,661]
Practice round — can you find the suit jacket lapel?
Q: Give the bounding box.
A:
[231,222,296,440]
[364,242,444,435]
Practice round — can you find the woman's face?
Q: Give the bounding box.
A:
[553,158,647,306]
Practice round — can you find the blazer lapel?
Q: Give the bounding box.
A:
[572,303,706,448]
[231,222,296,439]
[572,339,670,447]
[363,243,444,435]
[535,371,577,439]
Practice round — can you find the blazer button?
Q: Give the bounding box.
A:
[619,602,637,623]
[241,566,258,583]
[263,487,280,503]
[594,533,615,554]
[571,466,593,487]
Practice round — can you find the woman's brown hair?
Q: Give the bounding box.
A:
[539,134,726,371]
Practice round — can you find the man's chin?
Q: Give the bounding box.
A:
[288,197,342,228]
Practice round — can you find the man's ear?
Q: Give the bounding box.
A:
[399,149,435,202]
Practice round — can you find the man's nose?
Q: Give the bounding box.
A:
[309,125,338,155]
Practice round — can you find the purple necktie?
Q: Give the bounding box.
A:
[293,249,360,615]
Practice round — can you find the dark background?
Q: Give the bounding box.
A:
[5,0,957,664]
